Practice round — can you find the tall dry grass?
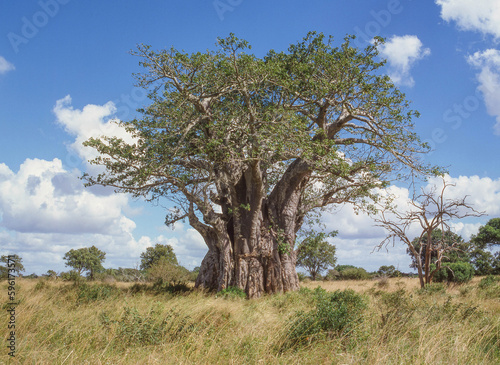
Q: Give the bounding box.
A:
[1,277,499,364]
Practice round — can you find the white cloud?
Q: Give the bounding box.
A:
[467,49,500,135]
[0,159,130,235]
[378,35,431,87]
[0,56,14,74]
[53,95,137,169]
[436,0,500,39]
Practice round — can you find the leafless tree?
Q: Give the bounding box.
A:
[374,179,483,288]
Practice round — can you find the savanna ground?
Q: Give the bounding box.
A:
[1,276,499,364]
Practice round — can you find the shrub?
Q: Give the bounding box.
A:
[324,269,340,281]
[339,267,370,280]
[77,283,118,304]
[478,275,500,289]
[416,282,446,295]
[60,270,83,282]
[282,288,367,349]
[217,286,247,299]
[478,275,500,299]
[147,258,190,286]
[433,262,474,284]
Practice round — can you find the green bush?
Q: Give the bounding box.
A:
[433,262,474,284]
[147,259,190,285]
[416,282,446,295]
[339,267,370,280]
[60,270,83,282]
[282,288,367,349]
[217,286,247,299]
[77,283,118,304]
[478,275,500,298]
[478,275,500,289]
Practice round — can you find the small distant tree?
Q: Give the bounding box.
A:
[63,246,106,280]
[377,265,398,277]
[46,270,57,280]
[0,255,25,278]
[296,232,337,281]
[375,180,483,288]
[140,244,178,271]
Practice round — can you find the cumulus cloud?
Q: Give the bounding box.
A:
[378,35,431,87]
[0,156,207,273]
[0,159,131,234]
[53,95,137,168]
[0,56,14,74]
[436,0,500,39]
[467,49,500,135]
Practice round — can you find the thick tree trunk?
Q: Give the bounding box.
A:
[195,160,309,298]
[195,218,300,298]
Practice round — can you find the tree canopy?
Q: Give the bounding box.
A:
[0,254,25,278]
[140,243,178,271]
[63,246,106,280]
[83,32,436,297]
[296,232,337,280]
[470,218,500,275]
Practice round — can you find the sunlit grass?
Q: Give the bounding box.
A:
[1,277,499,364]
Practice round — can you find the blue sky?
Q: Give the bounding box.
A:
[1,0,499,275]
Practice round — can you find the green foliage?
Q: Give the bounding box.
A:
[478,275,500,298]
[323,269,340,281]
[0,254,25,278]
[478,275,500,289]
[377,265,399,277]
[470,218,500,275]
[77,283,118,304]
[296,232,337,280]
[416,282,447,295]
[433,262,474,284]
[217,286,247,299]
[140,243,178,271]
[338,267,370,280]
[63,246,106,280]
[147,257,190,286]
[472,218,500,249]
[59,270,83,282]
[408,230,470,270]
[46,270,57,279]
[335,265,357,272]
[379,289,415,329]
[282,288,367,349]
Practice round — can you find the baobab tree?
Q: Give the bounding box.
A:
[375,180,483,288]
[83,32,436,297]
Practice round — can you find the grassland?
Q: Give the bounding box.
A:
[1,276,499,364]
